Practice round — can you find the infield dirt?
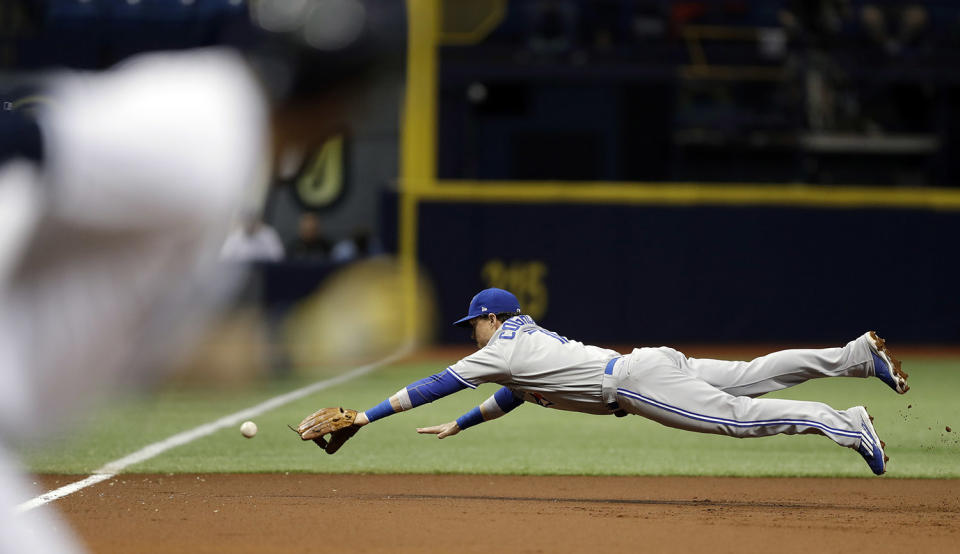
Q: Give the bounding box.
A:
[37,473,960,553]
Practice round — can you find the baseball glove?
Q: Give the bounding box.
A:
[295,407,361,454]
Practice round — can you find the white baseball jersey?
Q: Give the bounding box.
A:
[0,48,267,554]
[447,315,621,415]
[0,48,267,437]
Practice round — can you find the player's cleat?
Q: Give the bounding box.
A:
[852,406,888,475]
[865,331,909,394]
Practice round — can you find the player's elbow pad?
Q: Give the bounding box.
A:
[493,387,524,413]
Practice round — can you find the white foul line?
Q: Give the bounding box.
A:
[16,343,413,513]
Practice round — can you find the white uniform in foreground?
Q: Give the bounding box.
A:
[0,48,267,553]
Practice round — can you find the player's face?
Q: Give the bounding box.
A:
[469,315,499,348]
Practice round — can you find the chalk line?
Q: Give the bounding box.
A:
[16,343,413,513]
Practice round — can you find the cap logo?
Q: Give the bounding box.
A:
[481,306,488,312]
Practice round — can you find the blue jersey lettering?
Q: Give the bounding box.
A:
[499,316,566,343]
[498,315,532,340]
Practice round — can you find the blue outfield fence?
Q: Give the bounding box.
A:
[382,192,958,345]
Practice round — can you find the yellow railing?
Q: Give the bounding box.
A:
[399,1,960,329]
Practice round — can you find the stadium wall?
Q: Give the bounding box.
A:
[392,0,960,346]
[382,191,959,345]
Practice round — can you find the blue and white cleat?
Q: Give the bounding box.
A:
[852,406,887,476]
[866,331,909,394]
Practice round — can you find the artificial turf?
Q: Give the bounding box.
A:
[15,357,960,478]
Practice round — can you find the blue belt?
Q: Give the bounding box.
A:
[604,357,627,417]
[604,357,620,375]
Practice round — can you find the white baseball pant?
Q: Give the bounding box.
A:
[612,334,876,448]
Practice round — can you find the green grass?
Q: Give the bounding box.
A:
[15,357,960,478]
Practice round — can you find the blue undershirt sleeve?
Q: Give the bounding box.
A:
[363,369,468,423]
[406,369,468,407]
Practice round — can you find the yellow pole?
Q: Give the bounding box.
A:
[400,0,439,344]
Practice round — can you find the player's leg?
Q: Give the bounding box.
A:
[681,332,904,397]
[614,350,881,466]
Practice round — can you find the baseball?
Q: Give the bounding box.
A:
[240,421,258,438]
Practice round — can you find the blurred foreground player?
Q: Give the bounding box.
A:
[1,0,403,550]
[0,49,268,553]
[297,288,909,476]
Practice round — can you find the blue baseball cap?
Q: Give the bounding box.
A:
[452,288,521,327]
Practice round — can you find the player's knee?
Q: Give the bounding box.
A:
[727,397,755,438]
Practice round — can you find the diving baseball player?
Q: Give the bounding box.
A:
[297,288,909,475]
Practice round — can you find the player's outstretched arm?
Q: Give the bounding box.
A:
[296,368,471,448]
[417,387,523,440]
[358,368,470,424]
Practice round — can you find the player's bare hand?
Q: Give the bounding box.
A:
[416,421,461,439]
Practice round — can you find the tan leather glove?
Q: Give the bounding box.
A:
[295,407,361,454]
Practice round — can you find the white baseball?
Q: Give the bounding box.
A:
[240,420,258,438]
